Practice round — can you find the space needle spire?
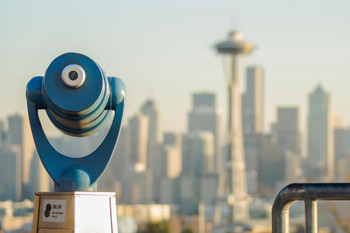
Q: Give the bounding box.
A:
[215,30,255,223]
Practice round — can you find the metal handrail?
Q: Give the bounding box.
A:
[272,183,350,233]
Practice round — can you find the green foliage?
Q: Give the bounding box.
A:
[142,220,171,233]
[181,226,194,233]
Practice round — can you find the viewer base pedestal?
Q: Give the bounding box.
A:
[32,191,118,233]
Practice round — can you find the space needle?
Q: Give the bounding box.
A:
[215,31,255,223]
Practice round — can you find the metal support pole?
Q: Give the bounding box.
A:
[305,200,318,233]
[199,201,205,233]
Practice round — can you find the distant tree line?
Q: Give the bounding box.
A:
[137,221,194,233]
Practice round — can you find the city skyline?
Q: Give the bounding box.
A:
[0,71,347,159]
[1,1,350,134]
[1,82,350,231]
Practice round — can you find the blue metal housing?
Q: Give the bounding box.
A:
[26,53,126,191]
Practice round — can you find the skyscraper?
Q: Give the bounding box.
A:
[8,113,36,199]
[159,132,182,205]
[276,107,300,154]
[307,84,334,180]
[140,99,163,169]
[215,31,254,223]
[111,126,131,178]
[188,93,221,171]
[162,132,182,179]
[120,163,153,204]
[140,99,163,202]
[187,132,215,177]
[180,131,215,213]
[242,66,264,196]
[30,151,51,195]
[0,146,21,201]
[0,119,5,147]
[128,113,149,166]
[242,66,264,137]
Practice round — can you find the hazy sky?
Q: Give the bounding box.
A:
[1,0,350,134]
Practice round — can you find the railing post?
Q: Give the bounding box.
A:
[272,185,295,233]
[281,203,291,233]
[305,200,318,233]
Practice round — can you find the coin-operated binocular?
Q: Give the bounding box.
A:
[27,53,126,233]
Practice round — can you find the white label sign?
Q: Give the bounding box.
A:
[42,199,66,223]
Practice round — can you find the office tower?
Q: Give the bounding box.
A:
[200,173,220,204]
[215,30,254,222]
[164,132,181,146]
[257,135,286,198]
[140,99,163,203]
[182,132,214,178]
[276,107,300,154]
[0,146,21,201]
[242,66,264,137]
[140,99,163,169]
[284,151,302,183]
[188,132,214,177]
[0,119,6,147]
[140,100,164,202]
[162,132,182,179]
[8,113,36,199]
[30,151,50,196]
[128,113,149,166]
[188,93,222,171]
[334,127,346,163]
[160,132,182,204]
[120,163,153,204]
[242,66,264,196]
[160,178,178,204]
[333,114,343,128]
[180,132,215,213]
[159,133,182,203]
[333,127,350,180]
[307,84,334,180]
[336,153,350,181]
[112,126,131,177]
[179,176,197,214]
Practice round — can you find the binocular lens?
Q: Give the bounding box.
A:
[69,71,78,81]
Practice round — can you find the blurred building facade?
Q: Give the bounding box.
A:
[159,132,182,205]
[188,93,222,171]
[120,163,153,204]
[140,100,164,202]
[0,146,21,201]
[276,107,300,154]
[8,114,36,199]
[307,84,334,180]
[242,66,264,196]
[243,66,264,137]
[129,113,149,166]
[140,99,163,169]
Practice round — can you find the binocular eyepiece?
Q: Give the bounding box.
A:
[28,53,125,137]
[61,64,86,88]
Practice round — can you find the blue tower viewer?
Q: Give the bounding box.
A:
[26,52,126,192]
